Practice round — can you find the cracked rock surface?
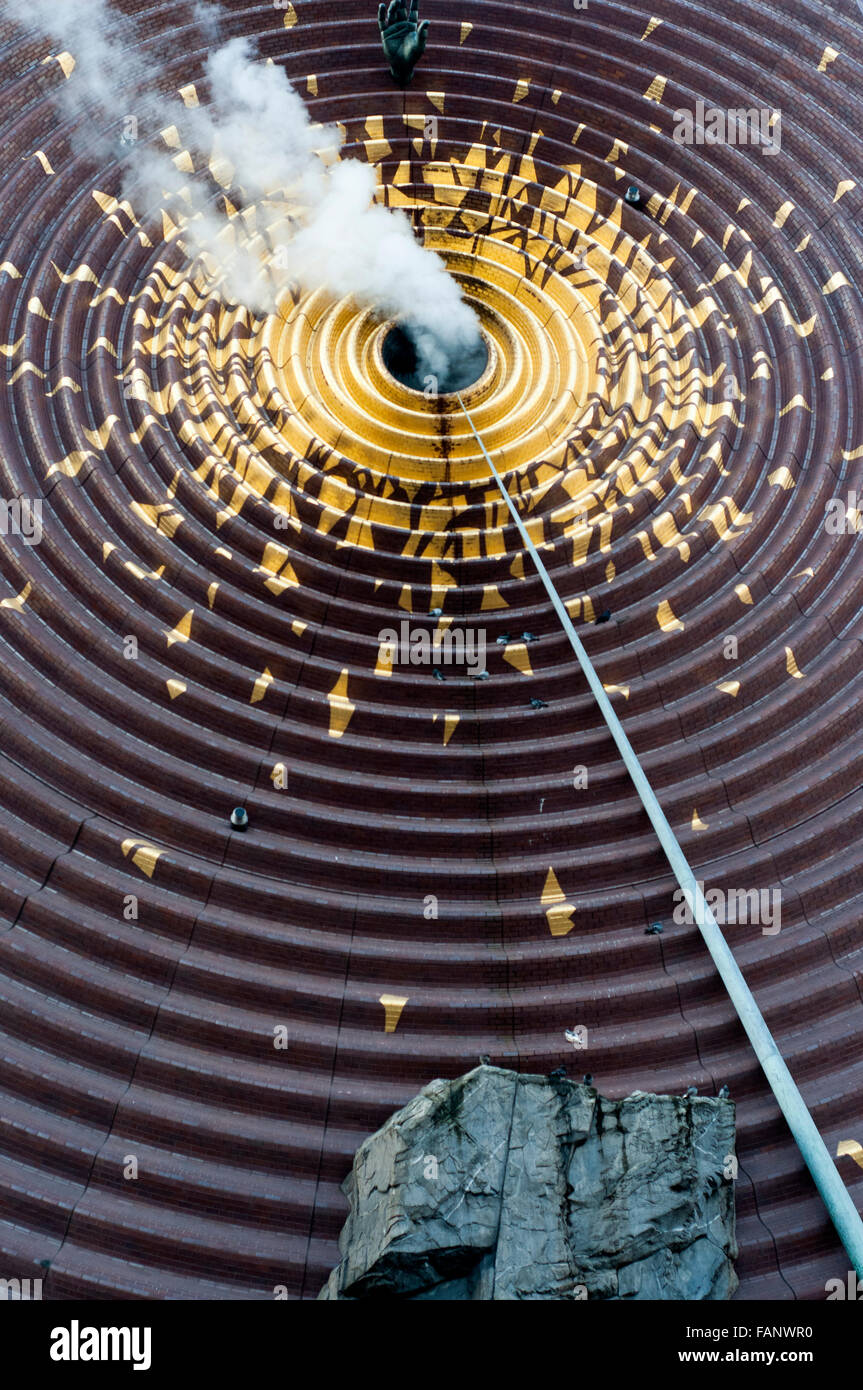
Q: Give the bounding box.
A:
[318,1066,737,1300]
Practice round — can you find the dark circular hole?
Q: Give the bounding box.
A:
[382,323,488,395]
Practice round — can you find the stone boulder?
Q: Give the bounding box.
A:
[318,1066,737,1300]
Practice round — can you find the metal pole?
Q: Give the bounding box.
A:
[458,392,863,1277]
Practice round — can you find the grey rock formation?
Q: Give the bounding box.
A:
[319,1067,737,1300]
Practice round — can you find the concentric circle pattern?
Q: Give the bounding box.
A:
[0,0,862,1300]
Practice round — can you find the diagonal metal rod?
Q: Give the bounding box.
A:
[458,391,863,1277]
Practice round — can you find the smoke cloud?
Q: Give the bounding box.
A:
[4,0,481,384]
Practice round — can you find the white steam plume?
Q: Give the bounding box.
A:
[3,2,482,381]
[188,37,481,377]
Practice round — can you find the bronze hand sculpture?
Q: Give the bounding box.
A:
[378,0,429,86]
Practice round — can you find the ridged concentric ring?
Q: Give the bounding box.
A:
[0,0,862,1302]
